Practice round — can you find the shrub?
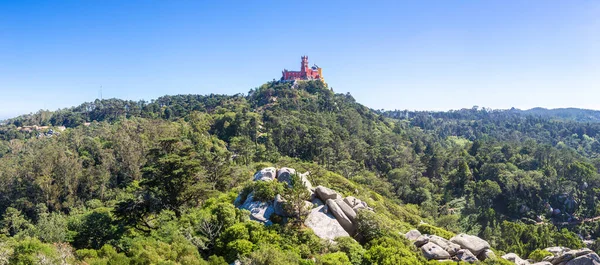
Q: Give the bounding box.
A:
[252,181,284,202]
[417,223,455,240]
[356,211,389,242]
[225,239,254,262]
[528,249,553,262]
[317,252,351,265]
[334,237,365,265]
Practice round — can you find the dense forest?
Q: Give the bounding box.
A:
[0,80,599,264]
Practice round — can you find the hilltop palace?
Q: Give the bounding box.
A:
[281,56,324,82]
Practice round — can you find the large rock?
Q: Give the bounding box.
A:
[326,199,355,235]
[404,229,422,241]
[273,194,288,216]
[334,198,357,222]
[456,249,478,263]
[315,186,341,201]
[344,196,362,207]
[450,233,491,255]
[545,247,571,257]
[565,253,600,265]
[254,167,277,182]
[299,171,313,190]
[427,235,461,256]
[549,249,596,264]
[477,249,496,261]
[421,242,451,260]
[414,235,429,247]
[502,253,530,265]
[276,167,296,187]
[531,262,552,265]
[304,198,350,241]
[240,193,274,225]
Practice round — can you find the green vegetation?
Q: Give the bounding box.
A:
[0,80,599,263]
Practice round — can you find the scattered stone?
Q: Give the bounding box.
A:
[456,249,478,263]
[421,242,451,260]
[502,253,530,265]
[304,198,350,241]
[315,186,342,201]
[404,229,422,241]
[450,233,491,255]
[254,167,277,182]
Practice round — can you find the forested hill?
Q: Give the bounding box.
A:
[0,80,600,263]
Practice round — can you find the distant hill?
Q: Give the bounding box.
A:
[513,107,600,123]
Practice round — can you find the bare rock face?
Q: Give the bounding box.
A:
[450,233,491,255]
[276,167,296,187]
[240,193,274,225]
[315,186,342,201]
[304,198,350,241]
[545,247,571,257]
[404,229,422,241]
[502,253,530,265]
[273,194,288,217]
[344,196,362,207]
[421,242,451,260]
[334,198,357,222]
[299,171,313,190]
[547,248,596,265]
[564,253,600,265]
[326,199,355,235]
[254,167,277,182]
[456,249,478,263]
[531,262,552,265]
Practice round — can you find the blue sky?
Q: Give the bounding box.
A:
[1,1,599,119]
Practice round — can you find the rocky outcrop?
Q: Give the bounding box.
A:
[502,248,600,265]
[421,242,451,260]
[450,233,491,255]
[304,198,350,240]
[237,167,372,241]
[405,230,491,263]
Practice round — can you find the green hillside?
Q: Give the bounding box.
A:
[0,80,598,264]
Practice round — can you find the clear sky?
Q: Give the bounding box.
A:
[1,1,599,119]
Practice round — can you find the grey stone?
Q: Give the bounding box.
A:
[421,242,451,260]
[253,167,277,182]
[427,235,461,256]
[565,253,600,265]
[404,229,422,241]
[299,171,313,190]
[414,235,429,247]
[240,193,274,225]
[273,194,288,216]
[335,198,357,222]
[477,249,496,261]
[545,247,571,257]
[326,199,355,235]
[531,262,552,265]
[315,186,341,201]
[456,249,478,263]
[450,233,491,255]
[344,196,362,207]
[304,198,350,241]
[502,253,530,265]
[276,167,296,187]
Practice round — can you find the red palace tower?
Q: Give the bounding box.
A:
[281,56,324,81]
